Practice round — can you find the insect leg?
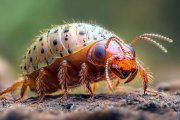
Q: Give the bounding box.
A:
[79,63,94,99]
[138,64,148,94]
[58,60,70,101]
[14,76,32,102]
[0,78,24,98]
[113,79,122,89]
[107,79,121,92]
[91,83,97,93]
[105,36,126,55]
[36,68,52,103]
[84,83,97,94]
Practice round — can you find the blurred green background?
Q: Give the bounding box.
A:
[0,0,179,86]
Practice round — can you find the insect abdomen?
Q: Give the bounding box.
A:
[21,23,113,75]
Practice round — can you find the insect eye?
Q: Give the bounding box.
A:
[94,45,105,58]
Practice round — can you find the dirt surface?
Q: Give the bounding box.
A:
[0,87,180,120]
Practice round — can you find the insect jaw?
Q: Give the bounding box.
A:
[110,62,138,85]
[111,65,131,79]
[108,55,137,80]
[124,65,138,84]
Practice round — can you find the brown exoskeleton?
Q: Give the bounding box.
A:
[0,23,173,103]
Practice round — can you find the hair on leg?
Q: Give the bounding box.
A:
[79,62,94,100]
[58,60,71,101]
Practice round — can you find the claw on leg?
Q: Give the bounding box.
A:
[58,60,70,101]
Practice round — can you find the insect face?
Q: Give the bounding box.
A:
[103,38,140,90]
[110,56,137,79]
[105,41,137,78]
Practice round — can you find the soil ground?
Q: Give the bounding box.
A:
[0,85,180,120]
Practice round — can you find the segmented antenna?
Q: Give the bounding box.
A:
[105,58,114,93]
[130,33,173,53]
[105,36,126,55]
[141,37,167,53]
[141,34,173,43]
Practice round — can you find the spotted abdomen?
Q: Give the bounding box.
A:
[21,23,114,75]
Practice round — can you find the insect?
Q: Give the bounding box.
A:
[0,23,173,103]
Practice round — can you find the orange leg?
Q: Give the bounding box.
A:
[139,64,148,94]
[91,83,97,93]
[79,63,94,99]
[14,77,32,102]
[84,83,97,94]
[106,79,120,92]
[113,79,121,89]
[58,60,70,101]
[112,79,127,93]
[0,77,30,101]
[0,79,23,97]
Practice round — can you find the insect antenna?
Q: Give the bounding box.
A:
[105,58,114,93]
[141,34,173,43]
[138,37,167,53]
[105,36,127,93]
[105,36,126,55]
[129,33,173,53]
